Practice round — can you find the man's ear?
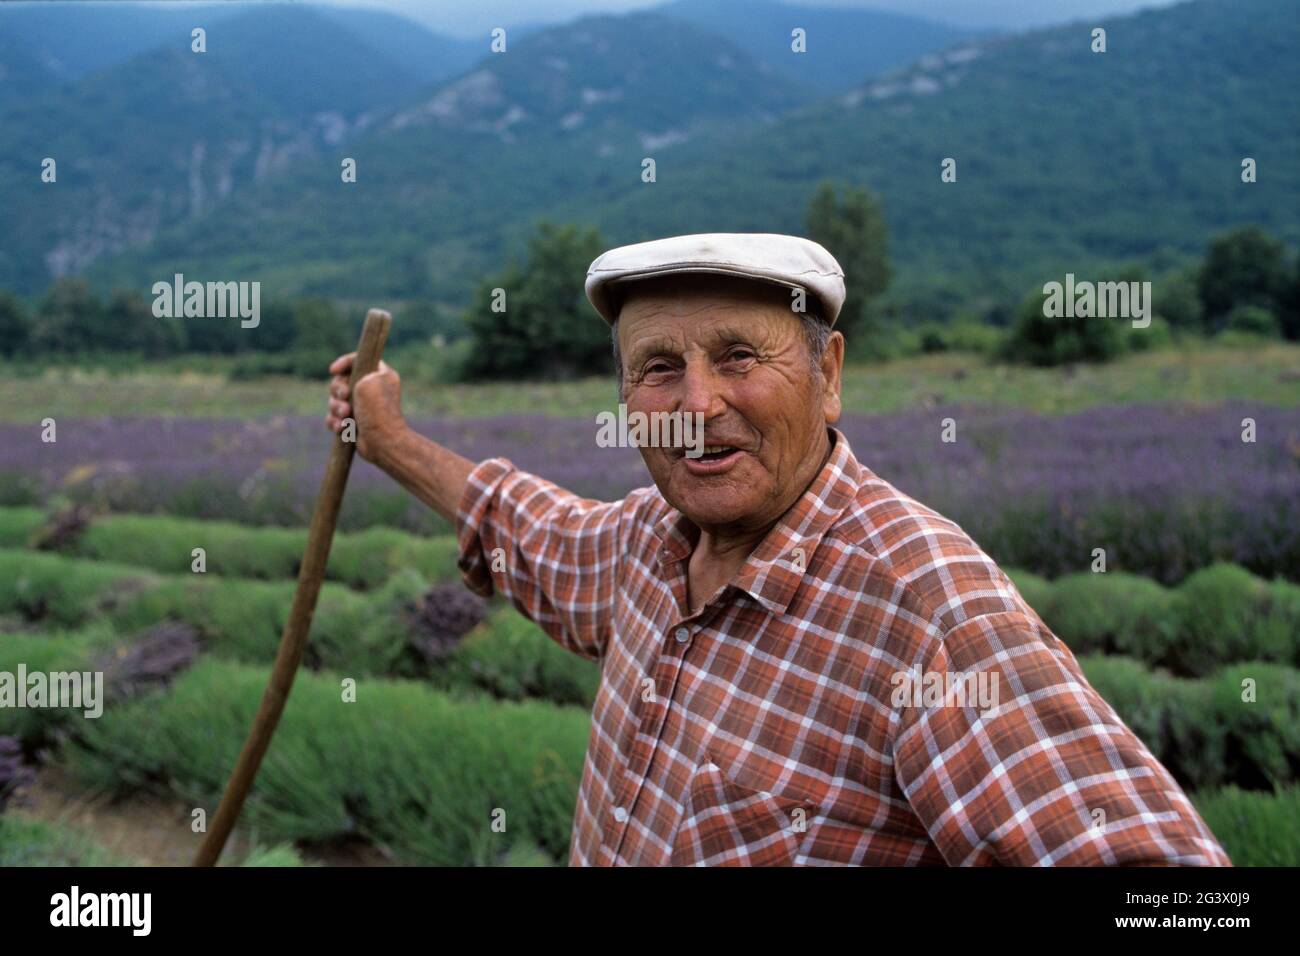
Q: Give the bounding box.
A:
[821,330,845,424]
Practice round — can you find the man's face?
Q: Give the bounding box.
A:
[617,274,844,535]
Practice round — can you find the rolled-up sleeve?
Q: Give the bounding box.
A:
[892,610,1232,866]
[455,457,629,661]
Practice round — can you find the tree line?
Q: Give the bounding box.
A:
[1,180,1295,376]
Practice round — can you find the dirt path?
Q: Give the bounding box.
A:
[8,765,392,866]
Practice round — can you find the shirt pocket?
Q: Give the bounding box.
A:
[668,752,824,867]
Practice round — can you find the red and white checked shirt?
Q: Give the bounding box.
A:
[455,426,1231,867]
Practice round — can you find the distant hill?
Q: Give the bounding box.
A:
[378,11,813,139]
[74,11,817,301]
[0,3,461,289]
[0,1,482,85]
[593,0,1300,310]
[310,5,486,86]
[653,0,980,91]
[4,0,1296,322]
[0,27,55,104]
[0,2,244,82]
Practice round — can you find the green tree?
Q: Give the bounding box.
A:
[250,301,296,353]
[803,180,892,349]
[392,300,463,347]
[291,298,351,352]
[1153,266,1204,332]
[461,220,608,381]
[1197,226,1289,330]
[31,278,106,354]
[0,293,30,357]
[1280,257,1300,341]
[105,289,182,357]
[1003,286,1126,366]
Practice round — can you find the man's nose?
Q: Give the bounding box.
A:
[678,358,725,419]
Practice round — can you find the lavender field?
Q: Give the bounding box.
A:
[5,364,1300,867]
[4,401,1297,582]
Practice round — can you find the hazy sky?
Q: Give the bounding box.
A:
[312,0,1190,37]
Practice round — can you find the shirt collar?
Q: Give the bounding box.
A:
[654,426,862,616]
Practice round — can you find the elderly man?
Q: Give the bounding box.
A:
[325,233,1229,867]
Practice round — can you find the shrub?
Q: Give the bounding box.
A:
[0,550,153,626]
[1192,785,1300,867]
[1042,571,1174,657]
[0,546,451,678]
[1153,266,1204,331]
[913,321,1006,357]
[460,220,610,381]
[1002,287,1127,366]
[1223,304,1281,339]
[1197,226,1290,328]
[1022,563,1300,677]
[1167,565,1299,676]
[60,658,590,865]
[106,574,390,674]
[1124,315,1173,352]
[1080,656,1300,791]
[1005,569,1052,618]
[64,511,458,589]
[437,608,601,707]
[78,515,306,579]
[0,625,145,749]
[327,527,459,590]
[0,507,43,547]
[1079,655,1225,788]
[946,321,1007,356]
[1211,663,1300,791]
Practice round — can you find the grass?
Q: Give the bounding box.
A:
[1,341,1297,422]
[0,815,309,866]
[0,816,128,866]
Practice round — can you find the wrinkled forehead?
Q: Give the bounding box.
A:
[613,272,799,330]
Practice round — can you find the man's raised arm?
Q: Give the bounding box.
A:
[325,352,625,661]
[325,351,474,522]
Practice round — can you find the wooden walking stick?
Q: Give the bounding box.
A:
[193,308,391,866]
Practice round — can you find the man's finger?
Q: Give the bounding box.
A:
[329,352,357,375]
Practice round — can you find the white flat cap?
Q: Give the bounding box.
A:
[585,232,846,326]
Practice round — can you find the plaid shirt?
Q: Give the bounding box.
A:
[455,427,1230,867]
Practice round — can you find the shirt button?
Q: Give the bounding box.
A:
[674,627,690,644]
[613,807,629,823]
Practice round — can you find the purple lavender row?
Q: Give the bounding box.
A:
[2,402,1296,582]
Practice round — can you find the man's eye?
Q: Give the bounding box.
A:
[724,349,756,363]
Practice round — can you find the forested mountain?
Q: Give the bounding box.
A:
[653,0,979,91]
[586,0,1300,310]
[3,0,1295,320]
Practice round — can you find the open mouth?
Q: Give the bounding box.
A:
[682,444,746,473]
[696,445,740,462]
